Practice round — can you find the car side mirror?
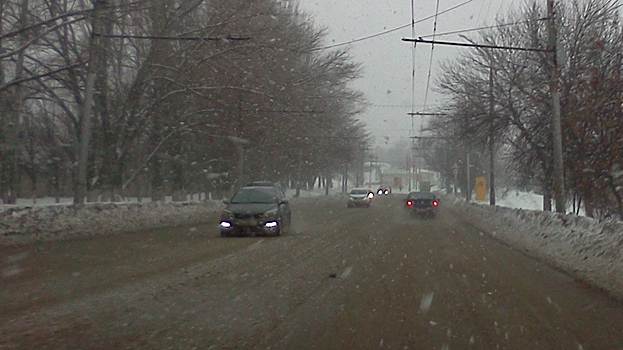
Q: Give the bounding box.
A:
[222,198,229,205]
[280,199,289,205]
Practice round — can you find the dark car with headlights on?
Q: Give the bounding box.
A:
[219,186,291,237]
[405,191,439,218]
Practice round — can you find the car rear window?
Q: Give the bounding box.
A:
[407,192,435,200]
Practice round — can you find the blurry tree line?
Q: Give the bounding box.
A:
[0,0,369,204]
[418,0,622,220]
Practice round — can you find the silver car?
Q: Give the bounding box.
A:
[347,188,373,208]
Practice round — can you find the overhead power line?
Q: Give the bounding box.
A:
[407,112,446,116]
[94,33,250,41]
[370,103,441,108]
[423,0,442,122]
[418,18,549,39]
[402,38,551,52]
[312,0,475,51]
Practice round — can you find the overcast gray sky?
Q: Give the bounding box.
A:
[298,0,520,147]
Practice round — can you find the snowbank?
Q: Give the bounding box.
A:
[0,201,222,246]
[449,197,623,299]
[0,193,326,246]
[496,190,543,211]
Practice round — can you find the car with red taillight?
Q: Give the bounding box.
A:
[404,191,439,218]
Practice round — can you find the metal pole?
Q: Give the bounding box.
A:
[237,143,244,189]
[548,0,565,213]
[489,60,496,206]
[369,157,372,186]
[466,150,470,202]
[296,148,302,197]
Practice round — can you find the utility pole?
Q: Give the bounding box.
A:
[75,0,107,204]
[466,150,470,202]
[369,157,372,186]
[465,112,471,202]
[296,148,302,197]
[547,0,565,213]
[488,57,496,206]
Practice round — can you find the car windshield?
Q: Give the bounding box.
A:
[350,189,369,195]
[230,189,277,204]
[408,192,435,200]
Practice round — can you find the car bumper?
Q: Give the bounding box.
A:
[219,219,280,236]
[348,199,370,206]
[406,207,436,216]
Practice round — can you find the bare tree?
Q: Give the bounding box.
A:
[432,0,621,218]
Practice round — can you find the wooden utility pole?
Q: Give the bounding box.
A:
[547,0,565,213]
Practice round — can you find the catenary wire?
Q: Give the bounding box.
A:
[422,0,442,132]
[418,18,548,38]
[411,0,416,138]
[312,0,475,51]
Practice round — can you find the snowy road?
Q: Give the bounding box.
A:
[1,195,622,349]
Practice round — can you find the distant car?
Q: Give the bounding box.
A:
[347,188,374,208]
[405,191,439,218]
[377,188,390,195]
[219,186,291,237]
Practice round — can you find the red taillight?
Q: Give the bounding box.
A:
[432,200,438,207]
[406,200,413,206]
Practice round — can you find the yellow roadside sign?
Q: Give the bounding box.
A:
[475,177,486,202]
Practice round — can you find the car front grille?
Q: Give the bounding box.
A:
[234,213,264,219]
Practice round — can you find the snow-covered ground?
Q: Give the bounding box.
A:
[1,189,621,299]
[496,190,543,211]
[449,194,622,299]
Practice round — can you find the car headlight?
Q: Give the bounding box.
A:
[264,221,279,229]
